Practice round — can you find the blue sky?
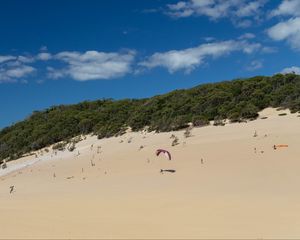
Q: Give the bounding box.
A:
[1,0,300,128]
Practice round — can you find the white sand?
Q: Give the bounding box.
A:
[0,108,300,239]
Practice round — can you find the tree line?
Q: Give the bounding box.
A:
[1,73,300,161]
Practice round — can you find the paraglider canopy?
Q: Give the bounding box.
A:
[273,144,288,150]
[156,149,171,160]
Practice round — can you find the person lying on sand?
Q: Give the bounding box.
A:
[160,169,176,173]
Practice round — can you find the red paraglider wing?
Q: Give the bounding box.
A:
[156,149,161,156]
[156,149,171,160]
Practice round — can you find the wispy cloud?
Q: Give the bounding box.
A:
[37,52,52,61]
[0,49,136,82]
[269,0,300,17]
[267,17,300,50]
[48,50,136,81]
[0,55,16,63]
[0,38,272,83]
[165,0,267,27]
[238,33,256,40]
[246,60,263,71]
[139,40,263,73]
[0,57,36,83]
[281,66,300,74]
[267,0,300,50]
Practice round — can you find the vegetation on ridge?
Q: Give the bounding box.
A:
[1,73,300,161]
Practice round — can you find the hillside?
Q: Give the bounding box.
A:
[1,73,300,161]
[1,107,300,238]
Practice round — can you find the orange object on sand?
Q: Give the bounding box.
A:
[275,144,288,148]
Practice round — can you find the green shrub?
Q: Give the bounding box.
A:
[52,142,67,151]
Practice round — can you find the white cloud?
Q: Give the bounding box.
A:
[49,50,136,81]
[5,65,35,78]
[0,54,38,82]
[139,40,262,73]
[0,50,136,82]
[281,66,300,74]
[46,66,65,79]
[267,17,300,49]
[0,55,15,63]
[18,55,35,63]
[167,0,231,19]
[0,62,35,83]
[270,0,300,17]
[0,55,35,64]
[165,0,266,27]
[236,1,264,17]
[246,60,263,71]
[268,1,300,50]
[37,52,52,61]
[0,39,272,83]
[239,33,256,39]
[203,36,216,42]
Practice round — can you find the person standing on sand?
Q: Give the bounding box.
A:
[9,186,14,194]
[201,158,204,164]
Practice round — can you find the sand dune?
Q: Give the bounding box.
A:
[1,108,300,239]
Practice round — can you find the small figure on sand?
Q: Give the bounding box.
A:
[160,169,176,174]
[9,186,14,194]
[1,160,7,169]
[97,146,101,154]
[253,130,258,137]
[273,145,277,150]
[201,158,204,164]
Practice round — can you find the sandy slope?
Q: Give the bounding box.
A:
[1,108,300,239]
